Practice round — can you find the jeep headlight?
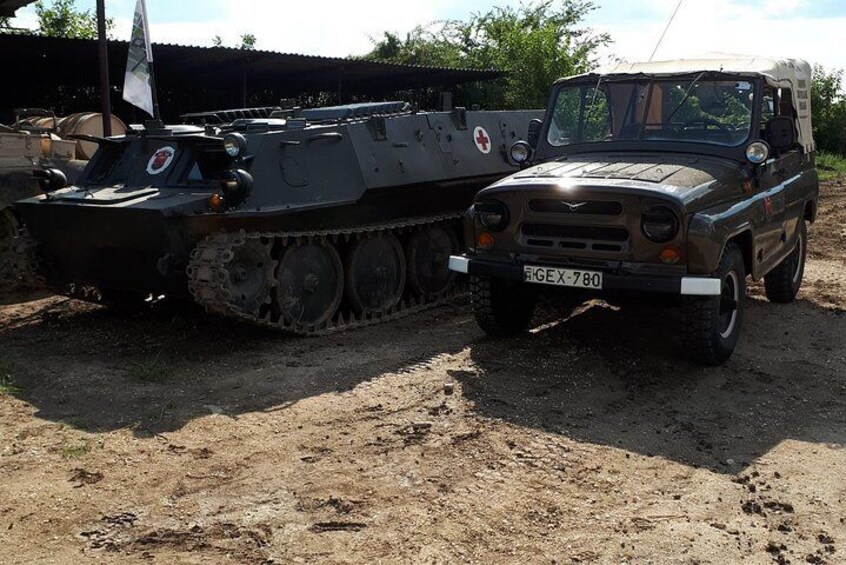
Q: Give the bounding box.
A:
[745,141,770,165]
[475,200,509,232]
[223,133,248,158]
[641,206,679,243]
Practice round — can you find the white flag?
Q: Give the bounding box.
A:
[122,0,155,117]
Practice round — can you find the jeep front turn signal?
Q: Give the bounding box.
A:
[659,245,683,265]
[477,232,495,250]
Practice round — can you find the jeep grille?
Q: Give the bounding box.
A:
[528,199,623,216]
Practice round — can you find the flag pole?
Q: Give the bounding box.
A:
[148,58,161,122]
[139,0,162,124]
[96,0,112,136]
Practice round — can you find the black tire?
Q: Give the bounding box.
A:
[764,220,807,304]
[471,276,537,337]
[682,244,746,366]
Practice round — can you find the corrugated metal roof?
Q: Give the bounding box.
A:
[0,34,503,122]
[0,34,502,90]
[0,0,35,17]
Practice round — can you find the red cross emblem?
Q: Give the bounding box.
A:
[473,126,492,154]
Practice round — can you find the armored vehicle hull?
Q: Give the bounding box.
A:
[13,103,542,333]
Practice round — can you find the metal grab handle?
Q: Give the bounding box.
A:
[307,132,344,143]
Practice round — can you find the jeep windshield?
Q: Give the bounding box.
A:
[547,78,755,148]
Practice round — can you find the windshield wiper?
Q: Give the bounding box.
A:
[666,71,707,123]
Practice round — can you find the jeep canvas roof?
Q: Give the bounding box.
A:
[562,54,815,153]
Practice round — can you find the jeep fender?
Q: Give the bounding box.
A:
[687,207,754,277]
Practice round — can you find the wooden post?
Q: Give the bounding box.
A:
[96,0,112,136]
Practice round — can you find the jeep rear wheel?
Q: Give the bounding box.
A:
[682,244,746,366]
[471,276,537,337]
[764,219,806,304]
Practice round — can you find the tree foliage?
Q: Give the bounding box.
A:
[239,33,256,50]
[211,33,257,50]
[34,0,112,39]
[366,0,609,110]
[812,65,846,155]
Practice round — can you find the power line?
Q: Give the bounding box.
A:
[649,0,684,62]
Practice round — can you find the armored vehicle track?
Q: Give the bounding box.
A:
[187,215,463,335]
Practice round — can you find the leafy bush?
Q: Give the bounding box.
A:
[812,66,846,155]
[366,0,609,110]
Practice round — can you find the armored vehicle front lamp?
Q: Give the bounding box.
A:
[745,141,770,165]
[475,200,509,232]
[223,133,248,158]
[641,206,679,243]
[510,141,533,164]
[33,168,68,194]
[220,169,254,205]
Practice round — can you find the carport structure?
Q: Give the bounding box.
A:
[0,1,502,125]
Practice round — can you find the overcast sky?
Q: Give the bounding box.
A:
[9,0,846,71]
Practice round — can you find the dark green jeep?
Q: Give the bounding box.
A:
[450,57,820,365]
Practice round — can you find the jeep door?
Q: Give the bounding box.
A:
[757,87,813,276]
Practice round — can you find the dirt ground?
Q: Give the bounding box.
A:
[1,180,844,565]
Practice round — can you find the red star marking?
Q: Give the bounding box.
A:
[476,129,490,151]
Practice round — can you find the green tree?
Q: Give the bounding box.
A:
[34,0,112,39]
[812,65,846,155]
[366,0,609,110]
[239,33,256,50]
[210,33,257,50]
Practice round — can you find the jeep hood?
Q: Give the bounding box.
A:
[482,152,744,210]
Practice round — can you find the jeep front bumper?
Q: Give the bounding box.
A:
[448,255,721,296]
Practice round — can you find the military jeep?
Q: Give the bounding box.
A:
[449,57,820,365]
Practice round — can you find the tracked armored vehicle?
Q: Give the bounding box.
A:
[0,112,96,286]
[12,101,541,333]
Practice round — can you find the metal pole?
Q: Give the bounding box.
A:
[96,0,112,136]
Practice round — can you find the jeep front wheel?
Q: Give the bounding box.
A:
[682,244,746,366]
[471,276,537,337]
[764,219,807,304]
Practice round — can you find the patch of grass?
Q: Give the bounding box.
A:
[0,362,21,395]
[817,152,846,182]
[128,355,172,383]
[61,441,91,459]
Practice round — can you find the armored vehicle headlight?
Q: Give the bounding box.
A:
[745,141,770,165]
[510,141,533,164]
[475,200,509,232]
[641,206,679,243]
[34,167,68,194]
[223,133,248,158]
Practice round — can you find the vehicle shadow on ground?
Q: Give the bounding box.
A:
[0,296,474,436]
[455,296,846,474]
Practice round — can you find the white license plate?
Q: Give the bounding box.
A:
[523,265,603,289]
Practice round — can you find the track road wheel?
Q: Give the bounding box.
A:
[224,239,275,316]
[275,240,344,328]
[764,220,807,304]
[471,276,538,337]
[682,244,746,366]
[345,232,406,317]
[406,224,459,299]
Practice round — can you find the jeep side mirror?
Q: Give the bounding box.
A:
[527,119,543,148]
[764,117,797,153]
